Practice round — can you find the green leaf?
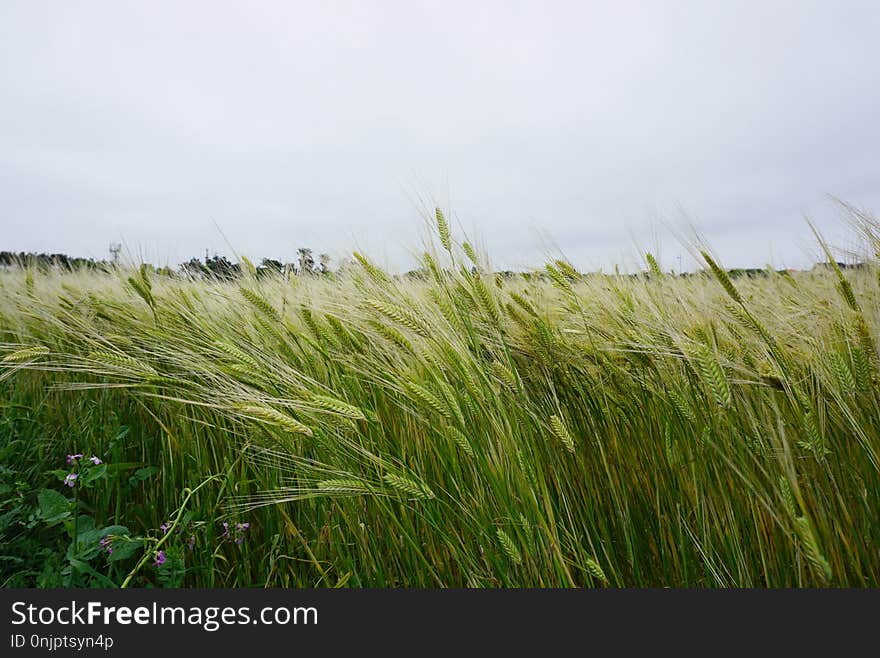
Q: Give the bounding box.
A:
[66,558,117,587]
[70,525,129,562]
[107,536,143,562]
[76,515,96,535]
[37,489,71,525]
[103,461,146,475]
[128,466,159,487]
[81,464,107,484]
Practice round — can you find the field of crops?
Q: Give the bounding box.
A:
[2,211,879,588]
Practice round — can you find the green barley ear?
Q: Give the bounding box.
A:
[297,307,322,341]
[668,390,696,423]
[549,414,577,454]
[855,319,879,374]
[663,422,676,465]
[797,411,828,458]
[309,395,366,420]
[235,404,313,437]
[496,528,522,564]
[383,473,435,499]
[794,516,832,584]
[422,252,443,282]
[515,448,535,487]
[473,276,500,325]
[491,361,520,394]
[2,345,49,363]
[239,287,281,322]
[701,251,743,304]
[584,557,608,584]
[447,427,475,458]
[518,514,536,552]
[213,340,261,369]
[851,347,873,392]
[352,252,390,285]
[403,381,452,419]
[87,351,157,376]
[694,344,732,407]
[504,302,531,334]
[554,259,581,281]
[139,263,152,288]
[127,273,154,311]
[646,253,663,278]
[240,255,257,277]
[363,298,430,337]
[828,351,856,395]
[779,476,797,516]
[462,242,479,267]
[325,314,358,350]
[545,263,572,294]
[369,320,414,353]
[837,277,859,312]
[436,207,451,252]
[509,292,538,317]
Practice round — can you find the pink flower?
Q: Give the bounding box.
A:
[154,550,167,567]
[63,473,78,487]
[89,456,102,465]
[66,453,83,465]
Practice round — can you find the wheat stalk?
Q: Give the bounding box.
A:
[236,404,314,437]
[549,414,577,454]
[496,527,522,564]
[383,473,435,499]
[436,207,451,252]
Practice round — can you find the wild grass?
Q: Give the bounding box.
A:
[2,210,880,587]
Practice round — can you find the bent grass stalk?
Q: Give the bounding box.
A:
[120,475,222,588]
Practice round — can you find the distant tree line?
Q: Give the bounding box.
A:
[0,251,113,271]
[2,249,859,281]
[0,248,334,281]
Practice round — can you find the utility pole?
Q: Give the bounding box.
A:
[109,243,121,265]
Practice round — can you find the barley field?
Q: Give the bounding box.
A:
[2,210,879,588]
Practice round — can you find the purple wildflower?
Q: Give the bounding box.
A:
[220,522,230,539]
[89,456,102,465]
[187,534,196,550]
[63,472,78,487]
[66,453,83,465]
[154,550,167,567]
[99,536,114,554]
[232,522,250,545]
[159,522,171,535]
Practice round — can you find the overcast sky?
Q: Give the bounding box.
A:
[1,1,878,272]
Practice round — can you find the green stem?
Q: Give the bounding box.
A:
[72,482,79,552]
[120,475,221,588]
